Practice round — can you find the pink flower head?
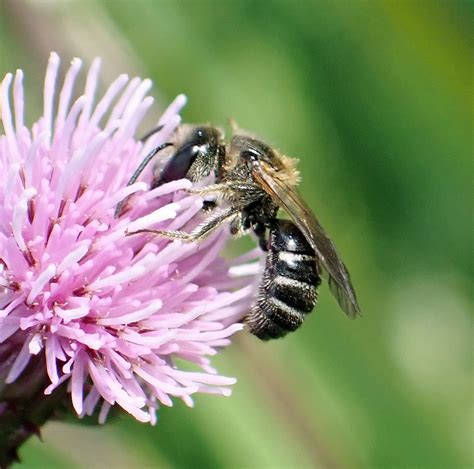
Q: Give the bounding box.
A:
[0,53,260,424]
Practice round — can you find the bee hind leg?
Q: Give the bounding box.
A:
[129,207,239,243]
[253,221,268,251]
[187,182,257,197]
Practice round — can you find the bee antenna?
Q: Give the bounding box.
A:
[114,142,173,218]
[139,124,165,142]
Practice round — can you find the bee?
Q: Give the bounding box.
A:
[122,125,361,339]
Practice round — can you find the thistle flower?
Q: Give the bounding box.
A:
[0,53,260,459]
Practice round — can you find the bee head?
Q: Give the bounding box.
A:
[183,125,222,157]
[156,125,224,185]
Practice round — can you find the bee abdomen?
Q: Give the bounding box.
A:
[246,220,321,340]
[270,275,317,312]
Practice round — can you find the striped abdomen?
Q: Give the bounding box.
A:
[246,219,321,340]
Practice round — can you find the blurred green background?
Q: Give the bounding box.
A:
[1,0,472,468]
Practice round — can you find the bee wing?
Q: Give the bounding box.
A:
[253,166,361,318]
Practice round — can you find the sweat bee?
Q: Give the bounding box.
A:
[120,124,361,339]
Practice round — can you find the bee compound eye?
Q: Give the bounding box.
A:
[159,141,201,184]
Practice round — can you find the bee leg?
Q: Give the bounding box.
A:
[186,183,232,196]
[129,207,239,242]
[187,182,258,196]
[254,221,269,251]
